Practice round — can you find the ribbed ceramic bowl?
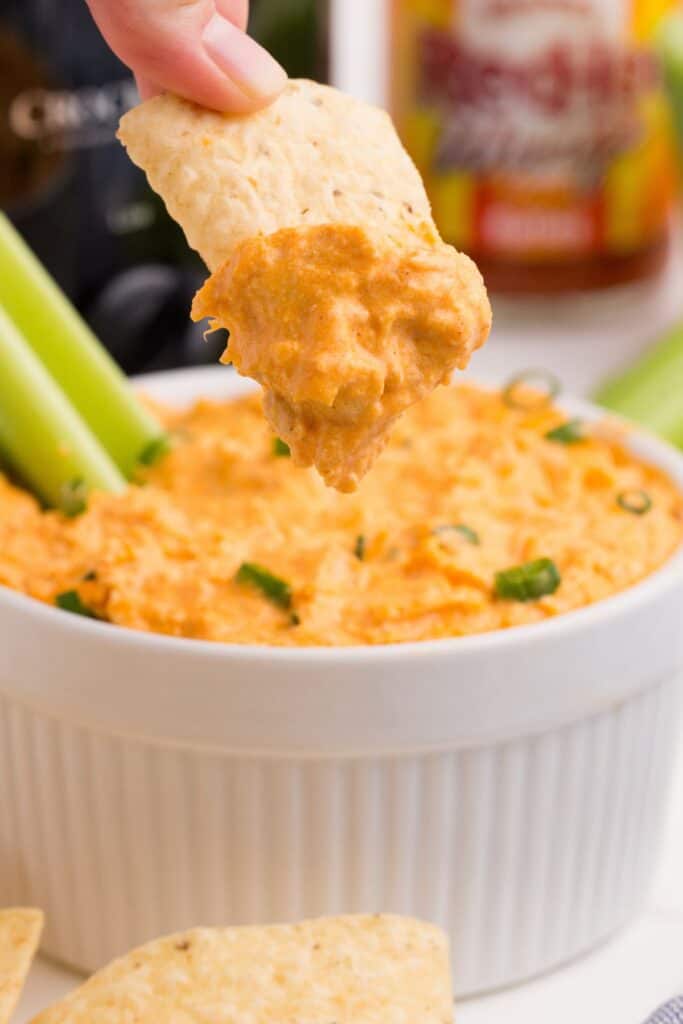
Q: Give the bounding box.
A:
[0,366,682,996]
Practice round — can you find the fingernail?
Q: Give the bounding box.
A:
[202,14,287,101]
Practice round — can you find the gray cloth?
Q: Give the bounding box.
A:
[645,996,683,1023]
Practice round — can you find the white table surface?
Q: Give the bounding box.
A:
[15,245,683,1023]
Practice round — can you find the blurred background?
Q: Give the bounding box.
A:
[2,0,683,423]
[0,0,329,374]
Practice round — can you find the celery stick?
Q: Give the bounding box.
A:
[658,10,683,154]
[0,214,164,478]
[0,306,125,507]
[595,323,683,448]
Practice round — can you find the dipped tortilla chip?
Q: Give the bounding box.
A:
[118,80,438,272]
[119,79,491,490]
[0,909,43,1024]
[31,914,453,1024]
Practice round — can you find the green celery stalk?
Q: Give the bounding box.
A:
[0,213,164,478]
[0,305,125,507]
[657,10,683,156]
[595,323,683,448]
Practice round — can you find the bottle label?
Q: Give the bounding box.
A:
[9,80,138,152]
[392,0,677,261]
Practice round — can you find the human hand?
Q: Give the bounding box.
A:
[85,0,287,112]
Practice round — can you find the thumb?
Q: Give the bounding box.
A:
[86,0,287,113]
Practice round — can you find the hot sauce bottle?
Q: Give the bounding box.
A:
[391,0,679,292]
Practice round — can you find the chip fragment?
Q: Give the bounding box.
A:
[0,908,43,1024]
[31,914,453,1024]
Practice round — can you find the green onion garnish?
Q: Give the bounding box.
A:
[138,435,171,467]
[545,419,585,445]
[235,562,293,610]
[503,370,561,411]
[59,477,88,518]
[494,558,561,602]
[617,490,652,516]
[82,569,98,581]
[354,534,366,560]
[55,590,98,618]
[273,437,291,457]
[433,523,480,545]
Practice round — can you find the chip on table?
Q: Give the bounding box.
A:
[0,909,43,1024]
[31,914,453,1024]
[119,80,491,492]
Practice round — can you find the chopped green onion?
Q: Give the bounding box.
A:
[0,305,125,508]
[59,478,88,518]
[235,562,293,610]
[354,534,366,560]
[433,523,480,545]
[494,558,561,602]
[273,437,291,457]
[617,490,652,516]
[545,418,585,445]
[55,590,98,618]
[138,435,171,467]
[82,570,98,582]
[289,611,301,627]
[503,370,561,411]
[0,213,162,478]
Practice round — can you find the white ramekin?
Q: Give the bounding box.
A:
[0,367,682,996]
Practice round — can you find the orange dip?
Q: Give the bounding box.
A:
[193,223,490,492]
[0,383,680,646]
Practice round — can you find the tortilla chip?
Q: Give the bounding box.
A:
[118,80,438,271]
[31,915,452,1024]
[0,909,43,1024]
[119,78,491,490]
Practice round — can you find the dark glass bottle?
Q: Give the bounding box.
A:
[0,0,221,372]
[250,0,329,82]
[1,0,328,372]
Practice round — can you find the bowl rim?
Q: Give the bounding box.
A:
[2,364,682,664]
